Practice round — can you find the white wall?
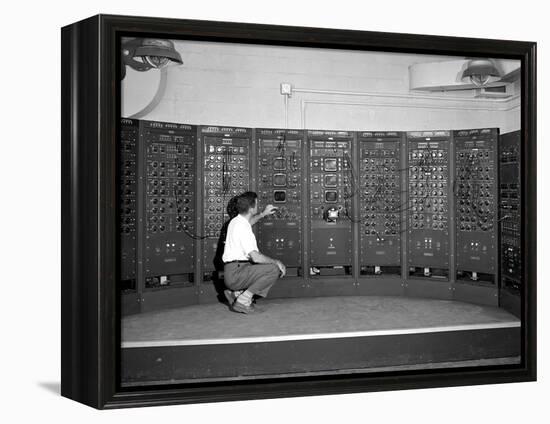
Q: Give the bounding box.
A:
[501,79,522,134]
[122,40,520,133]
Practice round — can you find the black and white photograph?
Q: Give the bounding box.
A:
[118,36,525,386]
[3,0,546,419]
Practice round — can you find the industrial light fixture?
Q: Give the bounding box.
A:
[121,38,183,80]
[460,58,501,87]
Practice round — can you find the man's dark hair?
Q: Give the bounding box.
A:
[226,195,239,219]
[235,191,258,214]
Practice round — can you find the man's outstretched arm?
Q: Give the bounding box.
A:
[249,204,277,226]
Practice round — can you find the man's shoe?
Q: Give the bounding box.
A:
[231,301,256,314]
[224,289,237,305]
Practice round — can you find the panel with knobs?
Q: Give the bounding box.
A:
[256,129,303,271]
[499,131,521,292]
[407,131,450,276]
[308,130,354,274]
[454,129,498,282]
[120,118,138,286]
[358,132,403,274]
[201,126,252,274]
[118,120,510,305]
[142,121,196,286]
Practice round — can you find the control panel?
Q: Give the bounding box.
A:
[118,119,511,315]
[201,126,252,274]
[308,130,355,275]
[407,131,450,278]
[358,132,403,275]
[120,118,138,288]
[256,129,303,274]
[499,131,521,292]
[142,121,196,287]
[454,129,498,283]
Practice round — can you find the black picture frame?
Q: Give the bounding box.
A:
[61,14,536,409]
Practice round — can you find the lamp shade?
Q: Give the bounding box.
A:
[121,38,184,79]
[461,59,501,87]
[133,39,183,67]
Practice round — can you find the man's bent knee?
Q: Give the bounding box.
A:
[269,263,280,275]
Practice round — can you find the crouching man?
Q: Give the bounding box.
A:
[222,191,286,314]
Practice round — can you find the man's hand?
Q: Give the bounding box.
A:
[275,260,286,278]
[250,204,278,226]
[262,204,278,217]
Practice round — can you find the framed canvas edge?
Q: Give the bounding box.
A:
[61,13,537,410]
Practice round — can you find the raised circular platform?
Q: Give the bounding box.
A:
[122,295,519,347]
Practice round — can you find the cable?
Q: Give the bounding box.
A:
[360,150,398,233]
[172,182,211,240]
[222,147,232,193]
[276,133,287,157]
[403,143,449,235]
[171,144,214,240]
[341,147,361,222]
[220,146,232,232]
[453,150,496,232]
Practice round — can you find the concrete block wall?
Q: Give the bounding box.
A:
[122,40,520,134]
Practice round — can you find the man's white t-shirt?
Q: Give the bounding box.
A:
[222,214,259,262]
